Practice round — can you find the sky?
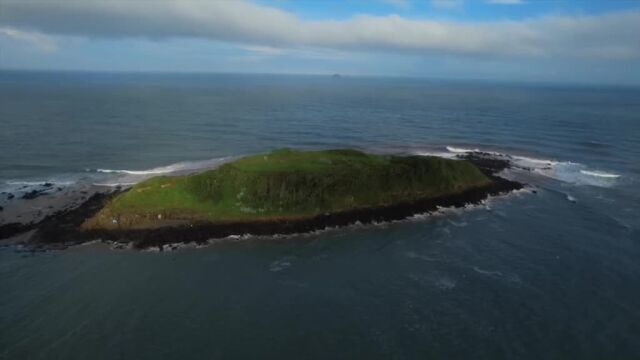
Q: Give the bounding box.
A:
[1,0,639,85]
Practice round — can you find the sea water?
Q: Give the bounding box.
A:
[1,71,639,359]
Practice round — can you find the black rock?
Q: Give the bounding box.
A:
[22,189,46,200]
[0,222,34,239]
[7,193,14,200]
[43,183,53,188]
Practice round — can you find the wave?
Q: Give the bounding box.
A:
[2,145,624,213]
[511,155,559,166]
[413,151,457,159]
[446,146,503,157]
[94,156,235,176]
[446,146,478,153]
[92,182,138,187]
[1,156,236,205]
[89,156,237,187]
[96,169,160,175]
[4,180,75,187]
[431,145,622,188]
[0,178,82,196]
[579,170,621,178]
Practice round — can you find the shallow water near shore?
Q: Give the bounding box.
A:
[1,72,640,359]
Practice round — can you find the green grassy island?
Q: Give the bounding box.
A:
[83,149,493,231]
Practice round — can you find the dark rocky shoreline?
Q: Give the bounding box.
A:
[0,191,121,250]
[0,154,524,250]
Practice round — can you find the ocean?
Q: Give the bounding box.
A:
[1,71,639,359]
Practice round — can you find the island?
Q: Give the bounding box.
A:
[1,149,523,250]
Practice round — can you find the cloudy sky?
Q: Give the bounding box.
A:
[1,0,639,84]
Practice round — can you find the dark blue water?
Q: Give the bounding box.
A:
[1,72,639,359]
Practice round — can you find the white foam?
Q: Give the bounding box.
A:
[511,155,559,167]
[0,179,80,196]
[96,169,159,175]
[530,162,619,187]
[95,156,234,176]
[445,146,503,156]
[92,182,137,187]
[579,170,621,178]
[5,180,51,186]
[437,145,621,188]
[446,146,477,153]
[413,151,458,159]
[90,156,237,187]
[4,180,75,187]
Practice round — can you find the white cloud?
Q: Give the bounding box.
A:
[0,26,57,52]
[0,0,638,61]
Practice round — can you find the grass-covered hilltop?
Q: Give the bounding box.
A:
[83,149,495,231]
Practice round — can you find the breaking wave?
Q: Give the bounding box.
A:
[90,156,236,187]
[579,170,621,179]
[0,156,236,204]
[94,156,235,176]
[419,145,622,188]
[1,178,83,196]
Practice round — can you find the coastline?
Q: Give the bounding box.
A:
[0,154,523,250]
[91,174,521,250]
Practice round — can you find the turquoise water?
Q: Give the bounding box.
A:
[1,72,639,359]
